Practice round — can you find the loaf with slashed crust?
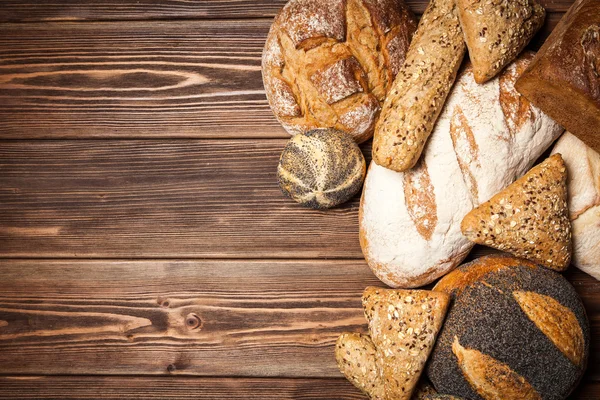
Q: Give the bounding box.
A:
[372,0,466,172]
[551,132,600,280]
[262,0,417,143]
[359,53,563,288]
[515,0,600,152]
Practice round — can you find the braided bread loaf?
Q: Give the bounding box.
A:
[262,0,417,143]
[359,53,564,288]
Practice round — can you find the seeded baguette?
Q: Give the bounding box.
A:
[372,0,466,172]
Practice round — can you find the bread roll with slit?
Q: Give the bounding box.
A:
[360,53,563,288]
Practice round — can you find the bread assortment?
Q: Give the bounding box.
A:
[260,0,597,397]
[428,256,589,400]
[277,128,366,209]
[456,0,545,83]
[262,0,417,143]
[461,154,572,271]
[515,0,600,153]
[551,133,600,280]
[360,54,562,288]
[372,0,466,172]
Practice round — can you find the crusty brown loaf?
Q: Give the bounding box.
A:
[372,0,466,172]
[515,0,600,152]
[456,0,545,83]
[262,0,417,143]
[335,333,385,399]
[427,255,589,400]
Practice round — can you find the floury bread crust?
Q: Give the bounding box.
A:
[359,53,563,288]
[551,133,600,280]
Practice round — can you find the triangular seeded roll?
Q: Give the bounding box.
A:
[456,0,545,83]
[335,333,385,399]
[362,287,450,400]
[461,154,572,271]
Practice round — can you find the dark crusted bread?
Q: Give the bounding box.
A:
[427,255,589,400]
[515,0,600,152]
[262,0,417,143]
[277,128,366,209]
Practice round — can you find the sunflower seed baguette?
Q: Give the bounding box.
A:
[372,0,466,172]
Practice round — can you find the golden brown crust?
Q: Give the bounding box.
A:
[262,0,417,143]
[461,154,572,271]
[456,0,545,83]
[403,159,437,241]
[513,291,585,367]
[452,337,541,400]
[362,287,450,400]
[514,0,600,152]
[433,254,540,295]
[372,0,466,172]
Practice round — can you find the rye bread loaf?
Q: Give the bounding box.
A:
[456,0,545,83]
[372,0,466,172]
[359,53,563,288]
[262,0,417,143]
[277,128,366,209]
[551,132,600,280]
[514,0,600,152]
[427,255,589,400]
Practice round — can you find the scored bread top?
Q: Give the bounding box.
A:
[262,0,417,143]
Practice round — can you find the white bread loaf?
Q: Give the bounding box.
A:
[551,132,600,280]
[359,53,564,288]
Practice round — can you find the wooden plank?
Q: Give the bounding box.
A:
[0,259,378,376]
[0,15,563,139]
[0,20,284,139]
[0,377,597,400]
[0,259,597,380]
[0,0,574,22]
[0,139,369,258]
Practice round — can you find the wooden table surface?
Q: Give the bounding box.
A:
[0,1,597,398]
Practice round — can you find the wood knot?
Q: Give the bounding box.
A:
[185,313,202,330]
[167,364,176,373]
[157,297,170,308]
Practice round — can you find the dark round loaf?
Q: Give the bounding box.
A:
[427,255,589,400]
[277,128,366,209]
[262,0,417,143]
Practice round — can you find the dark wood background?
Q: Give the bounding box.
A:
[0,1,597,398]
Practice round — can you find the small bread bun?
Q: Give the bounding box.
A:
[277,128,365,209]
[427,255,590,400]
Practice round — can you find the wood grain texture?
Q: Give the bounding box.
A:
[0,377,365,400]
[0,15,562,139]
[0,377,597,400]
[0,20,284,139]
[0,140,370,258]
[0,259,379,376]
[0,259,597,381]
[0,0,574,22]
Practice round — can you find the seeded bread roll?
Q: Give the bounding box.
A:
[277,128,366,209]
[427,255,589,400]
[262,0,417,143]
[372,0,466,172]
[461,154,572,271]
[515,0,600,152]
[456,0,545,83]
[335,333,384,399]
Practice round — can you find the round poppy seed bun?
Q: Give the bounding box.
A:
[427,255,589,400]
[277,128,366,209]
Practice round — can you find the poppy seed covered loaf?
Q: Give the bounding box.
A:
[277,129,366,209]
[427,255,590,400]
